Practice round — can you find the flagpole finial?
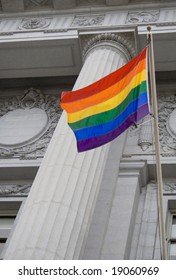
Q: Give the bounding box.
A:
[147,26,152,44]
[147,25,152,32]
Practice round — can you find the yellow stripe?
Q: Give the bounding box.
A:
[68,70,147,123]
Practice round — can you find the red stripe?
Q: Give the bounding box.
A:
[61,48,147,103]
[61,61,146,113]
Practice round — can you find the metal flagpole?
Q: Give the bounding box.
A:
[147,26,168,260]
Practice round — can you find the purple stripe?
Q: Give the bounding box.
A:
[77,104,149,152]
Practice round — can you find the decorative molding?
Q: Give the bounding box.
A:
[81,32,136,62]
[0,184,31,196]
[0,8,176,36]
[0,88,62,159]
[126,10,160,24]
[44,29,68,33]
[18,17,51,30]
[71,15,105,27]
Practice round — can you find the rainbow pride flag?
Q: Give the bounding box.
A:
[60,48,149,152]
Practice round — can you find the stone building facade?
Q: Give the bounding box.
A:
[0,0,176,260]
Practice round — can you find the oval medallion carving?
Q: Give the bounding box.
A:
[0,108,48,147]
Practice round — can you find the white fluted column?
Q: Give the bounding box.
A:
[3,34,134,259]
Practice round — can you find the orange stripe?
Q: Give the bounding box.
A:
[61,57,146,113]
[61,48,147,103]
[67,70,146,123]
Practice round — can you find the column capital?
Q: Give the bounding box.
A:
[80,32,136,63]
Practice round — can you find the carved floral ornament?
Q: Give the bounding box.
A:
[126,10,160,24]
[0,88,62,159]
[0,184,31,197]
[71,15,105,27]
[19,17,51,30]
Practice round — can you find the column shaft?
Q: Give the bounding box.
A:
[3,42,129,260]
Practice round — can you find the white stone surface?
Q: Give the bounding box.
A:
[82,133,127,259]
[136,184,158,259]
[100,175,140,259]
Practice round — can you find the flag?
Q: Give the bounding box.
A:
[60,48,149,152]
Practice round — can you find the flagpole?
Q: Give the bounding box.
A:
[147,26,168,260]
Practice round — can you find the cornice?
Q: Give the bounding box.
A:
[1,2,176,18]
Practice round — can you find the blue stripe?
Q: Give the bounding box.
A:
[74,92,148,141]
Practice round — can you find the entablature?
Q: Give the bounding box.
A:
[1,7,176,35]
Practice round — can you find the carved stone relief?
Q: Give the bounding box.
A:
[0,88,62,159]
[0,184,31,196]
[72,15,104,27]
[19,17,51,30]
[126,10,160,24]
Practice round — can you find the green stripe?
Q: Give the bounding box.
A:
[69,81,147,130]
